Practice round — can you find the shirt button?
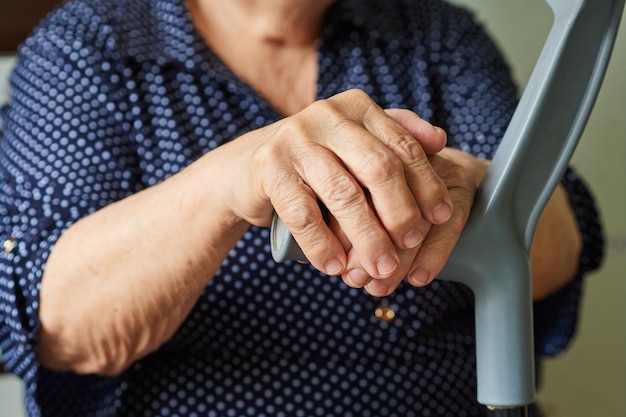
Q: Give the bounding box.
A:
[375,305,396,322]
[2,238,17,253]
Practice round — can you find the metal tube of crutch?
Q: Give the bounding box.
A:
[436,0,624,409]
[270,0,624,412]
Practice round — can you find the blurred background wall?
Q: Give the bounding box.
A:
[1,0,624,416]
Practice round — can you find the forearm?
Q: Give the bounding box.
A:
[35,93,455,375]
[530,184,583,300]
[38,149,250,376]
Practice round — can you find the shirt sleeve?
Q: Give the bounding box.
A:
[428,5,605,356]
[0,3,142,378]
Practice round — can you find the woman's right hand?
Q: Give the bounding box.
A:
[39,89,452,375]
[222,89,453,281]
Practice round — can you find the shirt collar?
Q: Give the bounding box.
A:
[126,0,366,69]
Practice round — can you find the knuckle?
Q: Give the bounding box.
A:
[390,135,426,162]
[332,89,379,118]
[250,140,279,169]
[322,175,366,209]
[358,149,403,185]
[275,116,311,144]
[305,97,332,115]
[412,153,440,177]
[250,145,289,192]
[277,201,333,255]
[279,201,319,234]
[305,98,362,135]
[340,88,371,104]
[305,97,343,124]
[434,155,477,191]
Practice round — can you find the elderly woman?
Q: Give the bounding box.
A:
[0,0,602,416]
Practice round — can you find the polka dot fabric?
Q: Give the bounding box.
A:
[0,0,604,416]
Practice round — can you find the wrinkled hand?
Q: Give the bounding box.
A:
[335,147,489,297]
[229,89,454,280]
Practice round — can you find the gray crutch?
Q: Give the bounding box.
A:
[270,0,625,415]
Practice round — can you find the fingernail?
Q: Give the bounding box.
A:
[366,281,392,297]
[346,268,371,287]
[403,228,423,249]
[409,270,430,286]
[433,203,452,223]
[376,254,398,277]
[325,259,344,276]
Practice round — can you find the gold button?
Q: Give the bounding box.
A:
[375,305,396,322]
[2,238,16,253]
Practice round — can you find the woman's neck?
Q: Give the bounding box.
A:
[189,0,335,46]
[187,0,335,116]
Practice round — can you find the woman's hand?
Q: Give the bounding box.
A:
[227,89,453,280]
[332,144,581,300]
[39,88,453,375]
[330,147,483,296]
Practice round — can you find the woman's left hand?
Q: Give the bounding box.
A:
[337,144,582,300]
[331,147,486,297]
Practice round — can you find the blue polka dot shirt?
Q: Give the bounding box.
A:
[0,0,604,416]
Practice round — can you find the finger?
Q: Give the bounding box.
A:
[438,147,490,187]
[257,96,404,279]
[342,247,375,289]
[350,245,427,296]
[406,157,476,286]
[328,212,410,293]
[318,92,451,248]
[379,107,453,228]
[253,136,350,276]
[355,100,454,227]
[323,211,368,288]
[269,173,347,276]
[297,145,401,278]
[384,108,447,155]
[282,96,418,276]
[405,223,460,287]
[338,95,453,227]
[263,119,401,279]
[324,216,368,288]
[339,220,424,295]
[363,277,403,297]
